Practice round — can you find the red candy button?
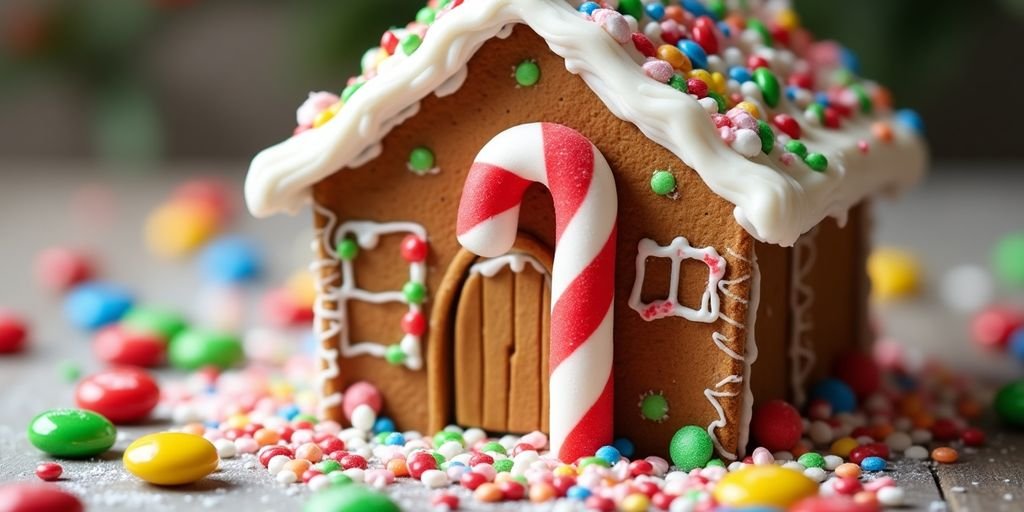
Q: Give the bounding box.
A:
[93,324,166,367]
[0,483,83,512]
[0,311,28,354]
[34,247,94,293]
[74,367,160,424]
[750,399,802,452]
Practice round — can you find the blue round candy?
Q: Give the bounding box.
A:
[682,0,711,18]
[814,91,830,106]
[64,282,134,330]
[729,67,752,83]
[278,404,300,420]
[566,485,591,500]
[861,456,887,472]
[894,109,925,135]
[677,40,708,70]
[809,378,857,413]
[384,432,405,446]
[199,236,263,284]
[644,3,665,20]
[578,1,599,15]
[613,437,635,458]
[595,445,621,465]
[717,21,731,38]
[373,417,397,434]
[1008,327,1024,363]
[839,45,861,73]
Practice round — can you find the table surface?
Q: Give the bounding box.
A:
[1,162,1022,511]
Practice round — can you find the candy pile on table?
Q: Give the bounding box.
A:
[292,0,923,176]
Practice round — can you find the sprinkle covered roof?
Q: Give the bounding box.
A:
[245,0,927,246]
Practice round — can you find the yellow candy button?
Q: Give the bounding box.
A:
[124,432,218,485]
[713,466,817,508]
[144,201,218,259]
[867,247,921,300]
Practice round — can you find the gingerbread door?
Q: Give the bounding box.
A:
[452,239,552,434]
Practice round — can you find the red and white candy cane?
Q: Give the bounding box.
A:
[457,123,617,462]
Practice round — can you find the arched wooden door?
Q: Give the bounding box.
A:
[452,236,552,434]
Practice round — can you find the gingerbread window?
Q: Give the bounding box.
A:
[628,237,726,323]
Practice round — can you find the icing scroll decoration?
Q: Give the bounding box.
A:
[311,203,344,413]
[312,203,428,373]
[789,226,819,406]
[469,252,549,280]
[629,237,726,322]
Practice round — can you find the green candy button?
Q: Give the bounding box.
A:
[121,307,187,342]
[995,379,1024,427]
[169,329,244,370]
[304,485,399,512]
[28,408,117,458]
[669,425,713,472]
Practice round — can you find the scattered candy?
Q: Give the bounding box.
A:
[34,247,95,293]
[123,432,219,485]
[713,465,817,508]
[27,409,117,458]
[93,324,167,367]
[751,399,802,451]
[34,462,62,481]
[993,232,1024,287]
[930,446,958,464]
[0,483,83,512]
[342,381,383,421]
[668,425,713,471]
[74,367,160,424]
[809,378,857,413]
[304,485,400,512]
[199,236,263,284]
[995,379,1024,426]
[145,200,219,259]
[867,248,920,300]
[64,282,134,330]
[940,264,994,313]
[168,329,244,370]
[971,306,1023,350]
[0,310,28,354]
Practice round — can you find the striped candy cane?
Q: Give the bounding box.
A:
[457,123,617,462]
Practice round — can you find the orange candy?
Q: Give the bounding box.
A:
[958,397,983,419]
[870,424,894,441]
[387,458,409,477]
[791,440,811,458]
[474,482,504,502]
[854,491,878,506]
[283,459,311,478]
[295,442,323,462]
[931,447,959,464]
[835,463,862,479]
[529,482,556,503]
[181,423,205,436]
[872,122,894,143]
[254,428,281,446]
[656,45,691,72]
[663,5,685,23]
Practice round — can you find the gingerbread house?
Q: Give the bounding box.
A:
[245,0,927,462]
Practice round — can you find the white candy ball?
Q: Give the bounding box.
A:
[267,455,291,475]
[351,404,376,432]
[886,432,913,452]
[905,445,930,460]
[420,469,448,488]
[731,129,762,157]
[463,428,486,447]
[276,470,297,484]
[308,474,331,492]
[877,486,906,506]
[809,420,834,445]
[823,455,844,470]
[804,467,827,482]
[941,264,994,313]
[214,438,237,458]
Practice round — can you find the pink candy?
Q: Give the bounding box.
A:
[342,381,383,421]
[34,247,94,293]
[591,9,631,44]
[296,91,340,128]
[642,59,674,83]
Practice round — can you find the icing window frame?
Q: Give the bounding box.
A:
[628,237,726,323]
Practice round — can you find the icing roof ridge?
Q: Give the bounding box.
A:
[245,0,927,246]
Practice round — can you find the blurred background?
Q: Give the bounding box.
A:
[1,0,1023,165]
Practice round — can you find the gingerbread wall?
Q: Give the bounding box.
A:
[312,26,770,458]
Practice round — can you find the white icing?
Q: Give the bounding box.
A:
[312,203,428,372]
[629,237,725,323]
[788,225,818,406]
[469,252,549,279]
[244,0,926,247]
[311,205,344,413]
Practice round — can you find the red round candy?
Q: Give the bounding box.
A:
[341,381,383,421]
[849,443,889,464]
[407,452,437,479]
[747,55,770,70]
[431,493,459,509]
[652,492,676,510]
[258,446,293,467]
[400,235,428,263]
[0,483,83,512]
[770,26,791,47]
[686,78,709,98]
[261,288,314,327]
[380,31,399,55]
[961,427,985,447]
[634,480,660,497]
[631,33,656,58]
[301,469,322,483]
[823,107,842,129]
[510,442,535,456]
[339,454,367,470]
[552,475,575,496]
[772,114,801,140]
[499,480,525,501]
[469,453,494,467]
[628,459,654,477]
[791,495,879,512]
[931,418,960,442]
[460,471,486,490]
[92,324,165,367]
[74,367,160,423]
[788,73,813,89]
[318,437,345,454]
[692,24,718,55]
[832,476,863,495]
[0,311,28,354]
[34,247,94,293]
[172,179,234,226]
[971,307,1024,350]
[750,399,803,452]
[585,495,615,512]
[833,351,881,398]
[35,462,62,481]
[400,311,426,336]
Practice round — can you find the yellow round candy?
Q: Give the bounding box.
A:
[713,466,817,508]
[776,9,801,31]
[286,270,317,308]
[867,248,920,300]
[687,69,713,87]
[124,432,218,486]
[621,493,650,512]
[225,413,249,429]
[710,72,727,95]
[657,45,690,72]
[735,101,761,119]
[553,464,577,477]
[830,436,859,457]
[145,201,218,259]
[313,101,343,128]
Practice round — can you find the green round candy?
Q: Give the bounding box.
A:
[707,91,727,113]
[415,6,436,24]
[706,458,725,468]
[121,307,187,342]
[433,430,464,447]
[318,459,341,474]
[402,281,426,304]
[617,0,644,19]
[59,360,81,383]
[784,140,808,159]
[669,425,713,471]
[27,408,117,458]
[650,171,677,197]
[805,103,825,124]
[752,68,780,108]
[408,147,436,174]
[707,0,726,19]
[993,233,1024,287]
[481,441,506,455]
[385,345,406,365]
[756,120,775,154]
[798,452,826,468]
[304,485,398,512]
[168,329,244,370]
[995,379,1024,427]
[514,61,541,87]
[401,34,422,56]
[851,83,873,114]
[493,459,513,473]
[295,413,319,425]
[669,74,687,93]
[327,471,353,486]
[341,82,363,103]
[431,452,446,465]
[641,392,669,421]
[578,456,610,469]
[804,153,828,172]
[746,18,773,46]
[374,432,391,443]
[337,239,359,261]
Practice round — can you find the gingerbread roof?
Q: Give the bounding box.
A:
[245,0,927,246]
